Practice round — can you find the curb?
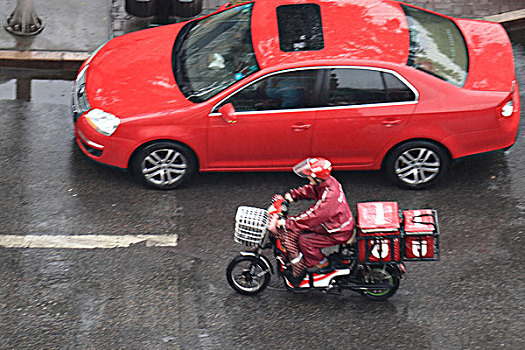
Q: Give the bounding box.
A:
[0,50,90,70]
[483,9,525,24]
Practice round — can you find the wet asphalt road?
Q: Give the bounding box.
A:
[1,46,525,349]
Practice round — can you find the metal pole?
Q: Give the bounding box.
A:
[4,0,45,36]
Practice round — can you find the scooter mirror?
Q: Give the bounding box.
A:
[218,103,237,124]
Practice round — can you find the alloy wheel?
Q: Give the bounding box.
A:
[394,147,440,186]
[141,148,188,187]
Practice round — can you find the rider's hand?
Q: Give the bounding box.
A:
[277,219,286,228]
[284,193,293,203]
[272,194,284,203]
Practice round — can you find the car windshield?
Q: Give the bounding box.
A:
[173,3,259,103]
[401,5,468,87]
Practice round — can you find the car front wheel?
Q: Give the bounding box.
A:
[131,142,197,190]
[384,141,449,190]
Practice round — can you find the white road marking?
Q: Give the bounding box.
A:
[0,234,178,249]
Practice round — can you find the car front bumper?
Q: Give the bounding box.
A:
[73,113,133,170]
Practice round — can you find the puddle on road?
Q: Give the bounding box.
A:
[0,68,74,104]
[31,80,73,105]
[0,78,15,100]
[0,78,73,105]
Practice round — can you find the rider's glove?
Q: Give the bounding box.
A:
[272,194,284,203]
[284,192,293,203]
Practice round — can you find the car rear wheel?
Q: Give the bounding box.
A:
[132,142,197,190]
[384,141,449,190]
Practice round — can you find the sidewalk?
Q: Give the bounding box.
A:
[0,0,112,70]
[0,0,222,70]
[0,0,524,71]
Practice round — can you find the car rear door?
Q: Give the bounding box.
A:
[206,68,323,169]
[312,67,418,167]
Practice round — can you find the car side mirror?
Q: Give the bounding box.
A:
[218,103,237,124]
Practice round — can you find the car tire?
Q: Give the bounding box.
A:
[131,142,197,190]
[384,141,449,190]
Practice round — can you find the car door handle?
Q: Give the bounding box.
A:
[291,123,311,131]
[381,118,402,126]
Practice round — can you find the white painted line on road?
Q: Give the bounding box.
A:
[0,234,178,249]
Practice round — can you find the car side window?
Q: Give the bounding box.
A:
[216,69,319,112]
[276,4,324,52]
[326,68,415,106]
[383,72,416,102]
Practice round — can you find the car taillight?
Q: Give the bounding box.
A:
[500,100,514,118]
[498,81,517,119]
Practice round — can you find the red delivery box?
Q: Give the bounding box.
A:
[402,209,439,260]
[357,202,401,263]
[357,201,400,232]
[358,237,401,263]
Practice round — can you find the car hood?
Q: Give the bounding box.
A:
[85,24,193,118]
[455,18,516,92]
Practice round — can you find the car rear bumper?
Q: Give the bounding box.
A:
[444,113,520,159]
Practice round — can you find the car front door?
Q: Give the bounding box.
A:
[312,67,418,166]
[206,68,323,169]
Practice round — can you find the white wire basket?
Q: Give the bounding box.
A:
[234,206,269,247]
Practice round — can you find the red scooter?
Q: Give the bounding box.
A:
[227,197,439,300]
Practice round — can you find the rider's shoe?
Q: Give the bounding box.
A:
[307,259,332,274]
[282,269,306,288]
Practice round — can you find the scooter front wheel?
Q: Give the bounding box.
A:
[361,266,400,301]
[226,255,271,295]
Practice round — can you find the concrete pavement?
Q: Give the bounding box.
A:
[0,0,111,69]
[0,0,220,70]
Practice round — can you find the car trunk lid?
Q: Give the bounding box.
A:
[455,18,516,92]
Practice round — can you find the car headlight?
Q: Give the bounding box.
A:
[85,109,120,136]
[73,65,90,116]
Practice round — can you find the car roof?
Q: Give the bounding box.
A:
[250,0,410,70]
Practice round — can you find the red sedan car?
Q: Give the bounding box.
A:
[72,0,520,190]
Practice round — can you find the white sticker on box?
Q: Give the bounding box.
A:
[412,240,428,257]
[374,203,387,225]
[371,239,390,259]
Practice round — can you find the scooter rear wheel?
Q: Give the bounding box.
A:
[361,266,400,301]
[227,255,271,295]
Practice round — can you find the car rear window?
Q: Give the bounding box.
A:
[276,4,324,52]
[401,4,468,87]
[326,68,416,106]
